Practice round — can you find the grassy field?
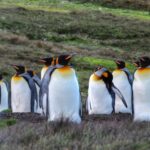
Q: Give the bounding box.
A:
[0,0,150,149]
[69,0,150,11]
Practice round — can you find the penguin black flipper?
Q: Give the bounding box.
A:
[110,90,115,113]
[112,83,128,108]
[33,75,41,87]
[122,68,133,86]
[6,81,11,109]
[39,66,56,117]
[102,70,127,110]
[123,68,134,115]
[4,80,11,109]
[20,73,38,112]
[102,70,115,113]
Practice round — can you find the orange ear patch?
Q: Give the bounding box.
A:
[12,75,22,82]
[137,68,150,77]
[57,66,74,77]
[58,66,71,72]
[102,72,108,78]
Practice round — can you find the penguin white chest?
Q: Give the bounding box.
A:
[11,76,31,112]
[88,74,113,115]
[48,67,81,123]
[113,70,132,114]
[133,69,150,121]
[0,82,9,112]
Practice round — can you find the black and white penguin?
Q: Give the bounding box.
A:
[133,56,150,121]
[113,60,133,114]
[27,70,42,114]
[40,57,55,79]
[87,66,127,115]
[11,65,37,113]
[39,54,82,123]
[0,74,9,112]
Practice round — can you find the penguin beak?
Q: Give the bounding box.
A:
[133,62,138,67]
[116,60,120,65]
[39,59,46,63]
[11,64,19,70]
[65,53,76,60]
[65,55,73,60]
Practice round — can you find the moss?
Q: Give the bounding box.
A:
[0,119,16,128]
[2,109,12,113]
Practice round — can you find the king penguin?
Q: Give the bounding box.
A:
[87,66,127,115]
[39,54,82,123]
[40,57,55,79]
[133,56,150,121]
[113,60,133,114]
[27,70,42,114]
[0,74,9,112]
[11,65,37,113]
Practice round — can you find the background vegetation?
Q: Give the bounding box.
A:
[0,0,150,149]
[69,0,150,11]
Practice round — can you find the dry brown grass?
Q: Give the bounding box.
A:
[0,114,150,150]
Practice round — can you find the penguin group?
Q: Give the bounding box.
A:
[8,54,81,123]
[0,55,150,123]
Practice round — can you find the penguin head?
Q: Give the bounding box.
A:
[115,60,125,69]
[27,70,35,77]
[12,65,25,75]
[39,57,55,66]
[56,54,73,66]
[139,56,150,68]
[95,67,113,87]
[133,61,140,68]
[94,67,113,86]
[94,66,108,77]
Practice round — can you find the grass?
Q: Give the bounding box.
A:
[0,0,149,149]
[0,0,149,20]
[0,119,16,128]
[0,119,150,149]
[101,7,150,20]
[71,0,150,11]
[0,7,149,53]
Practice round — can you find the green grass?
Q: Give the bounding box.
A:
[0,7,149,53]
[0,119,16,128]
[2,109,12,113]
[75,56,135,71]
[102,7,150,20]
[0,0,149,20]
[70,0,150,11]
